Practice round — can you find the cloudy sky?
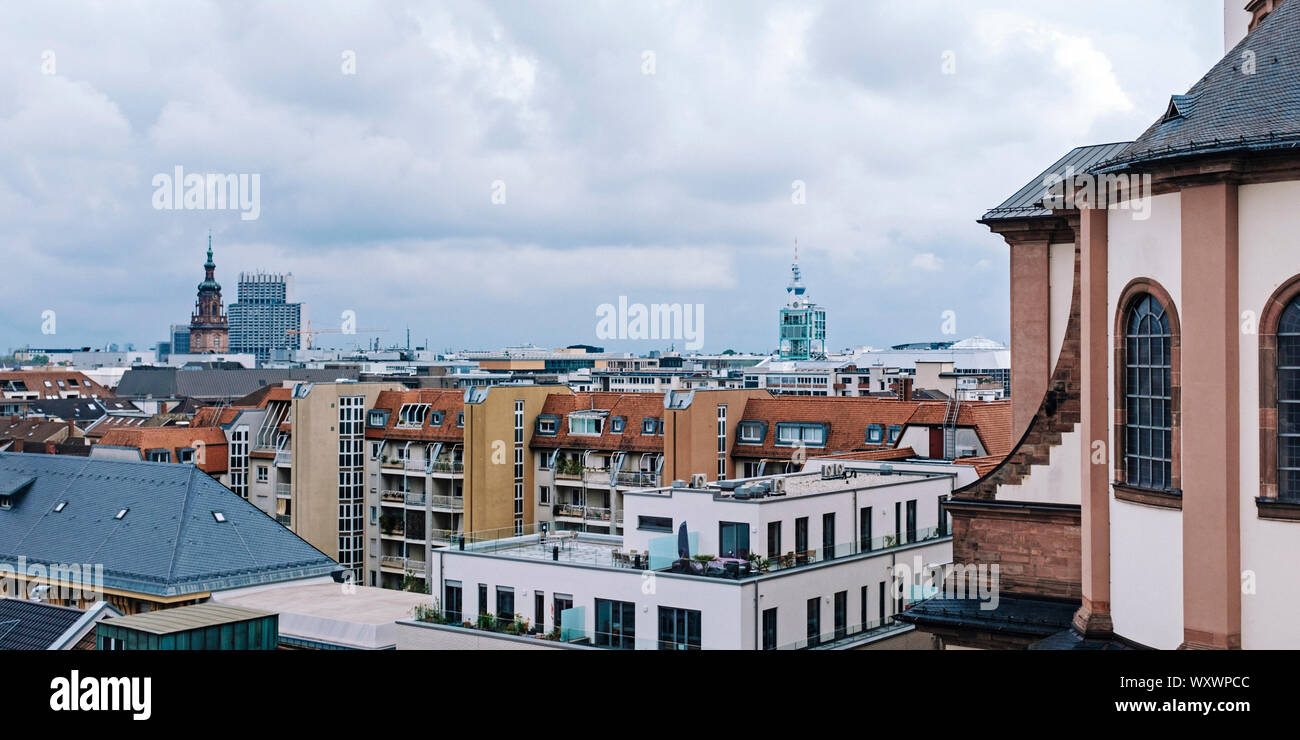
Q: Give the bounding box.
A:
[1,0,1225,355]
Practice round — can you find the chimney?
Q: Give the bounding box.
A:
[892,377,914,402]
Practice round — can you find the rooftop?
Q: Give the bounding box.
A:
[215,583,431,649]
[0,453,340,598]
[99,602,272,635]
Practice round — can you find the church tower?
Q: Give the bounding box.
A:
[189,236,230,353]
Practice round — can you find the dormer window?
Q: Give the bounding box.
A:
[536,416,558,435]
[570,415,604,436]
[396,403,430,428]
[866,424,884,444]
[738,421,765,444]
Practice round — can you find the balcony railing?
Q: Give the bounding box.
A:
[275,483,292,498]
[614,471,659,487]
[429,495,464,511]
[554,504,611,522]
[380,555,405,570]
[405,492,426,507]
[380,490,407,504]
[405,459,429,472]
[431,460,464,474]
[777,617,909,650]
[274,451,291,466]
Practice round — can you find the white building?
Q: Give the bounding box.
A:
[415,460,979,650]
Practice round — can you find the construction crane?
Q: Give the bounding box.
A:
[286,319,389,350]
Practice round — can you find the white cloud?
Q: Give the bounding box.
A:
[911,253,944,272]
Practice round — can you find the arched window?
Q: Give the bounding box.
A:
[1119,291,1174,492]
[1277,298,1300,500]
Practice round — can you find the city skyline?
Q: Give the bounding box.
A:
[0,1,1224,354]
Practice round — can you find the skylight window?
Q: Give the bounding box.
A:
[212,511,227,523]
[53,501,68,513]
[114,508,129,520]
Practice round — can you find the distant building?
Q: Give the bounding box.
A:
[778,255,827,360]
[188,240,229,353]
[228,272,305,363]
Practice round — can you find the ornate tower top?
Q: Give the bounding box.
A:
[787,241,806,297]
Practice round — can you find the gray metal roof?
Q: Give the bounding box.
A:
[981,142,1131,222]
[0,453,340,597]
[0,598,86,650]
[1096,0,1300,171]
[115,367,361,400]
[100,602,272,635]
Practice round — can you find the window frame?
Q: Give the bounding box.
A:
[1112,279,1182,508]
[1259,274,1300,518]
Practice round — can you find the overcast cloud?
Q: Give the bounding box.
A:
[0,0,1224,354]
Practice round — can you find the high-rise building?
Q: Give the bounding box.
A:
[189,239,229,353]
[778,252,827,360]
[228,272,304,363]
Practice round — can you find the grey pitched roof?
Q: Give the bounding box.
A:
[0,598,86,650]
[24,398,137,422]
[0,453,340,597]
[980,142,1132,222]
[115,367,361,401]
[1096,0,1300,171]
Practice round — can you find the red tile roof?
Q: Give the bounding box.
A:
[530,392,665,452]
[97,426,229,474]
[365,389,466,442]
[952,455,1006,477]
[814,447,918,462]
[0,370,115,399]
[733,397,925,459]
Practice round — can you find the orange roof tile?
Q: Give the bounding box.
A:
[97,426,229,474]
[365,389,466,442]
[530,392,667,453]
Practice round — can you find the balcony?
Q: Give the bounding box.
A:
[380,555,405,571]
[274,450,291,467]
[430,495,464,511]
[614,471,659,488]
[554,504,611,522]
[380,526,405,539]
[380,490,407,505]
[431,460,464,475]
[404,492,426,507]
[405,459,429,473]
[275,483,292,498]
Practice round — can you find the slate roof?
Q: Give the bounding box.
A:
[980,142,1132,222]
[0,371,114,400]
[23,398,137,424]
[0,453,340,597]
[0,598,88,650]
[1095,0,1300,171]
[895,595,1079,639]
[115,367,361,401]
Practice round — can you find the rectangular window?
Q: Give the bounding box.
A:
[762,608,778,651]
[496,587,515,626]
[569,415,603,435]
[445,582,463,623]
[775,423,826,447]
[595,599,636,649]
[539,485,551,505]
[637,515,673,533]
[834,591,848,640]
[478,584,488,616]
[938,495,949,536]
[536,417,557,435]
[806,598,821,647]
[894,502,901,544]
[879,582,887,624]
[866,424,884,444]
[822,512,835,560]
[657,606,702,651]
[860,506,872,551]
[795,517,808,556]
[906,500,917,543]
[861,586,870,630]
[719,521,750,559]
[642,417,657,435]
[767,521,781,558]
[738,421,764,443]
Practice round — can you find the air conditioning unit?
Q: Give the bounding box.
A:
[821,463,845,479]
[771,478,787,495]
[690,473,708,488]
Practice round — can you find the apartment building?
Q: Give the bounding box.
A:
[903,0,1300,650]
[408,460,971,650]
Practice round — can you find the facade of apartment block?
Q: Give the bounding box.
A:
[419,462,960,649]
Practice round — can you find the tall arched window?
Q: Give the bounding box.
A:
[1277,299,1300,500]
[1123,293,1172,491]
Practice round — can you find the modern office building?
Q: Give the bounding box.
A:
[778,256,827,360]
[228,272,305,363]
